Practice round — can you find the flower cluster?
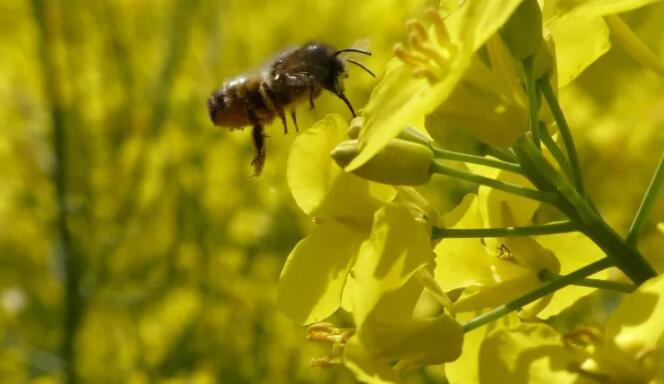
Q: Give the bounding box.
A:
[278,1,664,383]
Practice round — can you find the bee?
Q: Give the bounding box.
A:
[207,42,375,175]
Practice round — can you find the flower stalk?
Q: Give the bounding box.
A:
[463,258,614,333]
[431,221,576,239]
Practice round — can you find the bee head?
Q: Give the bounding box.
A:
[301,43,375,117]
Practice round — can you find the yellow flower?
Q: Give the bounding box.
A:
[347,1,526,170]
[434,165,605,317]
[342,204,463,383]
[278,114,395,324]
[543,0,663,86]
[477,273,664,383]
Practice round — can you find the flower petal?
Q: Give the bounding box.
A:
[277,220,365,324]
[478,323,578,383]
[547,13,610,87]
[348,0,525,170]
[287,113,394,219]
[605,273,664,358]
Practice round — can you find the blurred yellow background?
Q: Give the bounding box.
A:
[0,0,662,383]
[0,0,430,382]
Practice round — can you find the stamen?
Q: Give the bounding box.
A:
[406,19,428,41]
[393,8,457,84]
[426,8,449,43]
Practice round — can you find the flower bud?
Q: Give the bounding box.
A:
[501,0,543,60]
[532,37,555,79]
[331,139,434,186]
[397,127,433,147]
[347,117,363,139]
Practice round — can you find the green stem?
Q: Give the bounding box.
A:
[463,258,613,333]
[484,147,518,163]
[515,139,657,285]
[430,162,559,204]
[31,2,82,383]
[538,122,574,182]
[523,56,540,147]
[431,221,576,239]
[432,147,522,174]
[539,270,635,293]
[626,151,664,246]
[538,77,585,194]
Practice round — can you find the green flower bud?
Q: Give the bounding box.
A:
[397,127,433,147]
[347,117,363,139]
[331,139,434,186]
[532,37,555,79]
[501,0,543,60]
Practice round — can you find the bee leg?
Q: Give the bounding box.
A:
[290,110,299,132]
[309,85,316,110]
[250,123,267,176]
[278,111,288,134]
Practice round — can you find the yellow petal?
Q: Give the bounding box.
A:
[447,312,520,384]
[553,0,661,16]
[287,114,347,215]
[434,195,530,292]
[349,0,526,170]
[478,323,578,383]
[605,273,664,358]
[277,220,365,324]
[536,232,606,318]
[352,204,434,323]
[547,13,610,87]
[344,337,405,384]
[287,113,394,219]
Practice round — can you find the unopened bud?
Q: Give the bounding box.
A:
[532,38,554,79]
[347,117,363,139]
[501,0,543,60]
[331,139,434,186]
[397,127,433,147]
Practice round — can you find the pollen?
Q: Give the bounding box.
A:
[394,8,457,84]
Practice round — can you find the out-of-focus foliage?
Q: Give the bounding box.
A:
[0,0,431,383]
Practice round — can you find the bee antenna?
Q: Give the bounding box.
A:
[334,48,372,56]
[346,59,376,77]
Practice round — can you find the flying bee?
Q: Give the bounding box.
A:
[207,42,375,175]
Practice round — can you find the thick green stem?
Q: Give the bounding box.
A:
[431,221,576,239]
[626,151,664,246]
[432,147,522,174]
[463,258,613,333]
[538,77,585,194]
[430,162,559,204]
[523,56,541,147]
[515,139,657,285]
